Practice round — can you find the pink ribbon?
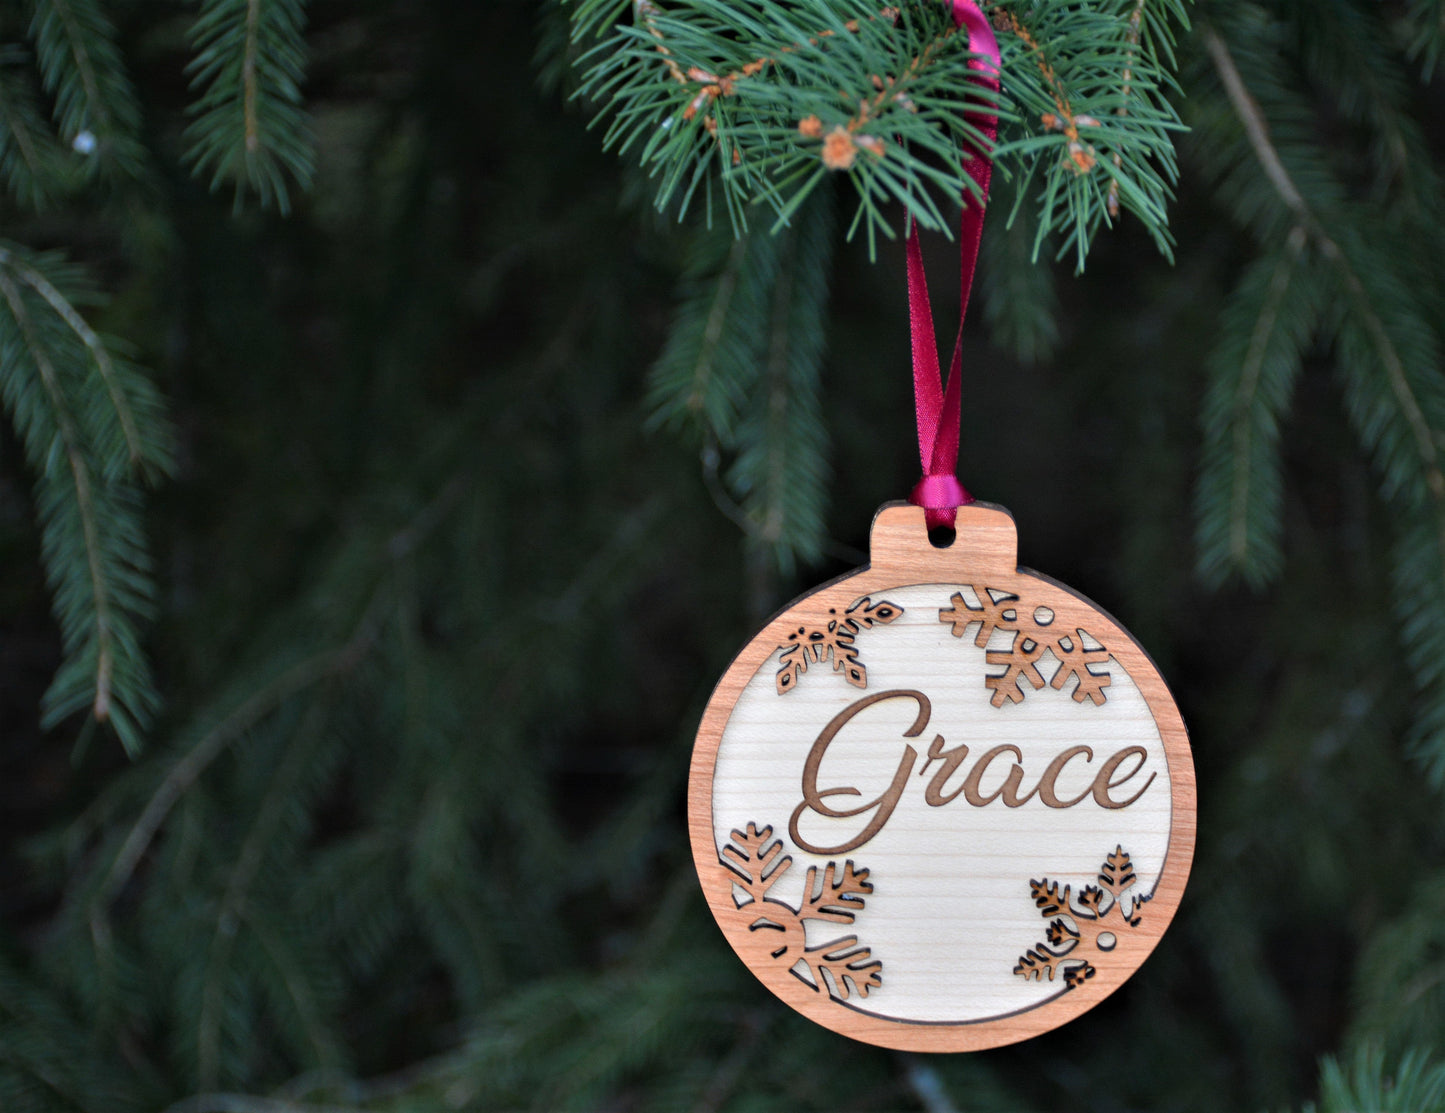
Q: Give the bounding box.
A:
[907,0,1000,529]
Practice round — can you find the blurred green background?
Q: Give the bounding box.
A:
[2,1,1445,1110]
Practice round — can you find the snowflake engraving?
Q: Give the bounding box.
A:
[939,588,1111,706]
[1014,846,1148,989]
[720,822,882,1001]
[776,597,902,694]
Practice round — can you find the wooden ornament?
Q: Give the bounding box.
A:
[689,502,1195,1052]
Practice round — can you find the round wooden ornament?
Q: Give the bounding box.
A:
[688,502,1195,1051]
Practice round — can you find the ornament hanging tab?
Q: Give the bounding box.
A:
[908,0,1000,529]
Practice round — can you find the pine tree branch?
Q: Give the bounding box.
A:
[760,223,796,547]
[0,1038,78,1111]
[647,224,778,440]
[727,189,833,572]
[243,910,339,1074]
[186,0,314,213]
[690,238,747,419]
[700,437,756,534]
[574,0,1187,262]
[1107,0,1147,217]
[995,10,1084,154]
[47,0,105,126]
[0,244,170,754]
[1404,0,1445,80]
[95,639,372,911]
[979,177,1059,363]
[0,54,61,208]
[1228,226,1305,568]
[30,0,145,174]
[0,78,45,179]
[243,0,263,152]
[1206,24,1445,783]
[1316,1047,1445,1112]
[1201,29,1305,215]
[0,265,115,722]
[4,249,145,467]
[1336,264,1444,500]
[91,479,456,918]
[199,699,332,1086]
[1206,28,1444,502]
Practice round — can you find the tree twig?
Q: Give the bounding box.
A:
[1205,27,1442,499]
[1229,225,1306,564]
[0,263,115,723]
[4,249,147,468]
[1109,0,1147,216]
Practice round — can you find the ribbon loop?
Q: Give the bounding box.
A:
[911,473,972,515]
[907,0,1000,529]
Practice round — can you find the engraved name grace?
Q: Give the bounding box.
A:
[789,688,1157,855]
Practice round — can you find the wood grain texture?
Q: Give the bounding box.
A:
[688,502,1196,1052]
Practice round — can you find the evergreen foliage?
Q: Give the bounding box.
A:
[0,45,69,208]
[1188,2,1445,790]
[977,172,1059,364]
[1195,228,1317,589]
[0,0,319,752]
[569,0,1189,265]
[0,242,170,755]
[185,0,315,213]
[29,0,145,177]
[647,189,835,574]
[1306,1047,1445,1113]
[0,1,1443,1111]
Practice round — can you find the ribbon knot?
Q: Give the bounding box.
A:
[911,473,971,515]
[907,0,1000,529]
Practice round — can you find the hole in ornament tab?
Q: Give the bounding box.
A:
[928,525,957,548]
[1096,932,1117,951]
